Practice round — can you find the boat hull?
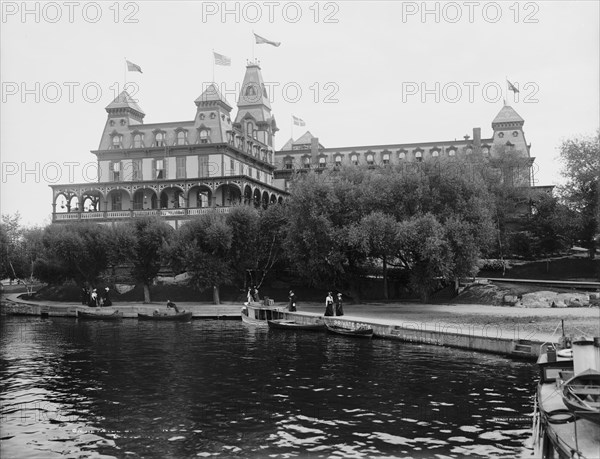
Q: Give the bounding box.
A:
[241,304,284,327]
[562,369,600,425]
[267,319,326,331]
[77,310,123,320]
[138,311,192,321]
[325,324,373,338]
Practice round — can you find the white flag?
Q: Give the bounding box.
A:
[213,52,231,66]
[126,60,143,73]
[292,115,305,126]
[254,33,281,47]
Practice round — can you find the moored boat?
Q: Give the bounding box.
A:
[561,369,600,425]
[533,336,600,458]
[241,302,284,327]
[325,323,373,338]
[267,319,326,331]
[138,311,193,321]
[77,310,123,320]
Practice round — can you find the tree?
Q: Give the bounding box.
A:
[558,130,600,258]
[127,217,173,303]
[169,214,233,304]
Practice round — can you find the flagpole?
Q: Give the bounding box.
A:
[252,30,255,61]
[124,57,127,92]
[212,49,215,83]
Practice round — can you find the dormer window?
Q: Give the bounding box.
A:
[366,154,374,165]
[351,154,358,165]
[448,149,456,157]
[466,147,473,155]
[415,151,423,162]
[226,131,234,144]
[176,131,187,146]
[111,135,122,149]
[154,132,166,147]
[199,129,209,144]
[382,153,390,165]
[482,146,490,156]
[318,157,326,169]
[284,158,293,170]
[303,157,311,169]
[335,155,342,167]
[399,151,406,160]
[111,161,121,181]
[431,150,439,158]
[246,121,253,138]
[133,134,144,148]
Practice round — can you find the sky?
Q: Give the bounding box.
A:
[1,0,599,227]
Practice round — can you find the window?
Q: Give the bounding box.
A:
[230,159,235,174]
[111,135,122,149]
[303,157,311,169]
[226,131,234,144]
[111,193,122,211]
[382,153,390,165]
[366,154,374,165]
[432,150,439,158]
[466,147,473,155]
[415,151,423,162]
[284,159,293,170]
[246,121,253,137]
[482,147,490,156]
[155,159,165,179]
[132,159,142,181]
[199,130,209,144]
[399,151,406,160]
[176,131,187,145]
[197,190,210,208]
[176,157,186,179]
[448,149,456,157]
[133,192,144,210]
[111,161,120,181]
[351,154,358,165]
[154,132,166,147]
[318,157,326,168]
[133,134,143,148]
[199,156,209,177]
[335,156,342,167]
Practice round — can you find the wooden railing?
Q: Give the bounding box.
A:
[53,207,231,221]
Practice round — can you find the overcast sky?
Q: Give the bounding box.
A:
[1,0,599,226]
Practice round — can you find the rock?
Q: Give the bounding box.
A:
[520,291,558,308]
[589,292,599,300]
[503,295,519,306]
[556,292,590,307]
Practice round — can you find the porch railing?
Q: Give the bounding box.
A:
[53,207,231,221]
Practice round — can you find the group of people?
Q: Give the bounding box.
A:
[81,286,112,307]
[324,291,344,316]
[247,286,260,303]
[285,289,344,316]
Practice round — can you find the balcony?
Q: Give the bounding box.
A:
[53,207,231,222]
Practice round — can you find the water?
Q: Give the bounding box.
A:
[0,316,536,458]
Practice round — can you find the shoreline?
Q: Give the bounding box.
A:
[3,293,598,360]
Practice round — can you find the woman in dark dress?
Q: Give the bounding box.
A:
[324,292,334,316]
[335,293,344,316]
[288,290,297,312]
[102,287,112,307]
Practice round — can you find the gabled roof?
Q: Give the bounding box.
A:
[492,105,524,125]
[195,83,232,110]
[294,131,317,145]
[281,137,294,150]
[105,90,145,115]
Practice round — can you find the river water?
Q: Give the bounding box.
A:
[0,316,536,458]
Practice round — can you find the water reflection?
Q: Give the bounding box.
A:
[1,316,535,458]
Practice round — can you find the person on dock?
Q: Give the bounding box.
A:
[102,287,112,307]
[288,290,297,312]
[324,292,334,316]
[252,286,259,302]
[247,287,253,304]
[89,288,98,307]
[167,300,180,313]
[335,293,344,316]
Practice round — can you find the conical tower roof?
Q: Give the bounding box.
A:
[195,83,232,111]
[492,105,524,126]
[237,61,271,110]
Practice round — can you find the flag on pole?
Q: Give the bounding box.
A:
[507,79,519,94]
[213,52,231,66]
[254,33,281,47]
[292,115,305,126]
[126,60,143,73]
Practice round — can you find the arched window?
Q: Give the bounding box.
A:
[366,154,374,165]
[466,147,473,155]
[415,151,423,162]
[318,157,326,168]
[246,121,253,137]
[382,153,390,165]
[448,149,456,157]
[334,155,342,167]
[303,157,310,169]
[133,134,143,148]
[154,132,165,147]
[432,150,439,158]
[482,147,490,156]
[351,154,358,165]
[399,151,406,160]
[111,161,120,181]
[111,135,122,149]
[176,131,187,145]
[199,130,209,144]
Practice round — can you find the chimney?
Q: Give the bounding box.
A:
[473,127,481,152]
[311,137,319,163]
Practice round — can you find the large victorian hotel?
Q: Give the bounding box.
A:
[51,61,545,227]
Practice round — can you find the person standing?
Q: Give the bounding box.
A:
[324,292,334,316]
[247,287,253,304]
[102,287,112,307]
[288,290,297,312]
[89,288,98,307]
[335,293,344,316]
[252,285,259,302]
[81,286,89,305]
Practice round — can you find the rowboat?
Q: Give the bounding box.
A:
[138,311,193,321]
[325,323,373,338]
[561,369,600,425]
[77,310,123,320]
[241,303,284,327]
[534,339,600,458]
[267,319,326,331]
